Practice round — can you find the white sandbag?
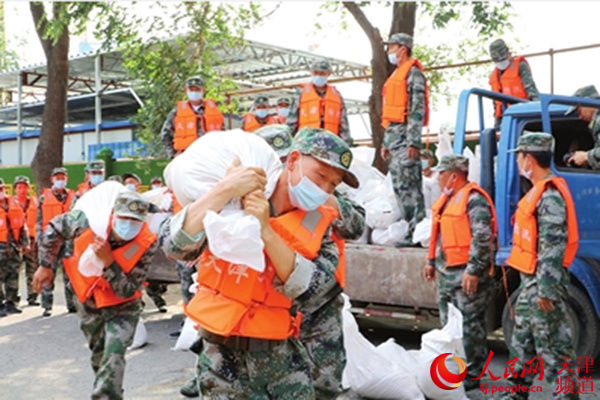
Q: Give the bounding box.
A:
[370,220,408,246]
[422,174,441,217]
[435,132,453,162]
[365,196,401,229]
[140,187,170,209]
[411,303,468,400]
[463,146,480,185]
[413,218,432,248]
[73,181,128,238]
[172,317,198,351]
[146,212,170,234]
[127,318,148,351]
[189,272,198,294]
[78,246,105,277]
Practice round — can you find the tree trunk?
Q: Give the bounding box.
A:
[30,3,69,194]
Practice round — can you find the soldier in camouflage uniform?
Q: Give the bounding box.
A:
[34,191,158,400]
[499,132,579,400]
[489,39,540,129]
[159,127,360,399]
[566,85,600,169]
[423,155,497,389]
[0,178,29,316]
[74,160,106,204]
[381,33,427,245]
[286,60,352,145]
[256,124,365,398]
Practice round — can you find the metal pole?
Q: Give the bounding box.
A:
[549,48,555,94]
[94,54,102,144]
[17,71,23,165]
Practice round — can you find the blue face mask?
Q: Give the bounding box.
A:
[112,217,143,241]
[287,157,329,211]
[90,174,104,186]
[125,184,137,192]
[53,180,67,190]
[278,107,289,117]
[311,75,327,87]
[255,109,268,119]
[421,159,429,170]
[388,53,398,65]
[187,90,203,102]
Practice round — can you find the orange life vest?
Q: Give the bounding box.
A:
[11,196,38,239]
[42,188,75,231]
[185,205,342,340]
[242,113,277,132]
[381,58,430,129]
[489,56,530,118]
[298,83,343,135]
[77,182,91,198]
[173,100,224,151]
[63,222,157,308]
[0,197,25,243]
[171,193,182,214]
[429,183,497,267]
[506,177,578,274]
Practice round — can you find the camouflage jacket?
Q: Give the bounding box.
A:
[383,65,427,149]
[586,110,600,169]
[0,199,29,257]
[286,84,352,145]
[332,190,365,240]
[493,60,539,128]
[38,209,158,302]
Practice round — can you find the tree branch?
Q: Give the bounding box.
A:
[29,2,51,57]
[342,2,378,44]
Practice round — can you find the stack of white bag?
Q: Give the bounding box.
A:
[141,187,173,234]
[173,272,200,351]
[163,129,282,272]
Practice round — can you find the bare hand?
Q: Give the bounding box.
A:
[423,264,436,282]
[462,273,479,295]
[407,146,420,160]
[223,157,267,198]
[568,151,588,167]
[92,237,114,268]
[537,297,555,313]
[33,267,53,294]
[242,190,270,232]
[380,147,391,162]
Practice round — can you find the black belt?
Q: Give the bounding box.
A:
[199,329,287,352]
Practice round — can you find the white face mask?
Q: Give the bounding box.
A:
[187,90,203,102]
[496,59,510,71]
[278,107,289,117]
[151,184,162,191]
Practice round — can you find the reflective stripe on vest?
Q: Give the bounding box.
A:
[242,113,276,132]
[506,177,578,274]
[428,183,497,267]
[381,58,430,129]
[0,198,23,243]
[173,100,224,151]
[63,223,157,308]
[298,83,342,135]
[489,56,529,118]
[42,188,75,231]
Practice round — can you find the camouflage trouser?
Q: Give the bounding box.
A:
[197,337,315,399]
[76,298,141,400]
[500,285,579,400]
[176,261,195,305]
[41,260,76,311]
[0,253,22,304]
[300,294,345,400]
[385,124,425,243]
[22,240,38,302]
[437,269,492,384]
[145,280,167,309]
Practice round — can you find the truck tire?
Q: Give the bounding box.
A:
[501,284,599,359]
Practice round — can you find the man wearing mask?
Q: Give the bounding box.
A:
[381,33,429,246]
[489,39,539,129]
[38,167,77,316]
[75,160,106,201]
[287,60,352,145]
[423,155,497,390]
[161,76,225,158]
[566,85,600,169]
[500,132,579,400]
[273,96,291,124]
[122,173,142,192]
[149,177,164,191]
[242,95,276,132]
[12,176,38,307]
[0,178,29,316]
[159,128,359,399]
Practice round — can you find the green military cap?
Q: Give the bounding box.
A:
[122,172,142,183]
[51,167,68,176]
[14,175,30,186]
[113,191,151,221]
[508,131,554,153]
[276,96,291,105]
[0,178,4,187]
[87,159,105,172]
[434,154,469,174]
[150,176,163,184]
[384,33,413,49]
[489,38,509,62]
[291,127,359,188]
[253,95,270,106]
[311,60,331,72]
[186,76,204,88]
[255,124,293,158]
[107,175,123,183]
[565,85,600,115]
[420,149,434,159]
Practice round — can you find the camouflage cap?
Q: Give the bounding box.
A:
[489,38,509,62]
[122,172,142,183]
[186,76,204,88]
[253,95,270,106]
[565,85,600,115]
[113,191,150,221]
[508,131,554,153]
[311,60,331,72]
[276,96,291,105]
[150,176,163,184]
[384,33,413,49]
[51,167,68,176]
[14,175,30,186]
[420,149,434,159]
[291,128,359,188]
[86,159,105,172]
[433,154,469,174]
[107,175,123,183]
[255,124,293,158]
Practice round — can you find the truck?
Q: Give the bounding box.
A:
[344,88,600,358]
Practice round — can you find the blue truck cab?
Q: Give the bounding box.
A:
[453,88,600,358]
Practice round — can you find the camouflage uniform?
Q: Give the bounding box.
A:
[568,85,600,169]
[429,155,496,388]
[242,95,273,132]
[145,280,167,311]
[383,34,427,244]
[38,192,157,400]
[501,133,579,400]
[176,260,195,304]
[286,61,352,145]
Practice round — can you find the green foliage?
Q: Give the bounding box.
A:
[0,3,19,71]
[31,2,106,44]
